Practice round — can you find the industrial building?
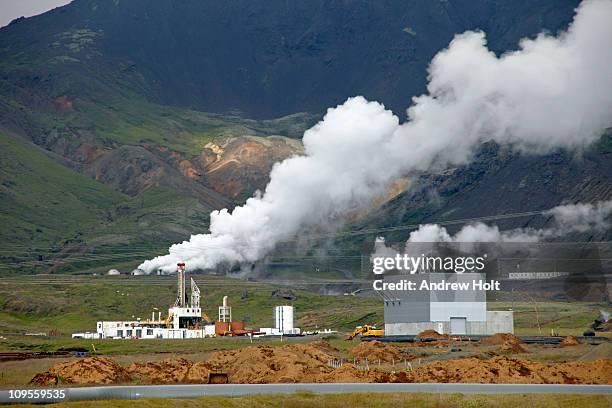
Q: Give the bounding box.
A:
[381,273,513,336]
[73,263,300,339]
[74,263,217,339]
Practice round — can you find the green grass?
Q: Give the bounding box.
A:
[489,301,603,336]
[7,393,612,408]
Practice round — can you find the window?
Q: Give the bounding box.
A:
[126,330,133,337]
[117,330,123,337]
[135,329,142,338]
[147,329,153,335]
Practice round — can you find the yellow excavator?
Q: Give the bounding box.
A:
[346,325,384,340]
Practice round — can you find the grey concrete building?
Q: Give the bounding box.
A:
[380,273,513,336]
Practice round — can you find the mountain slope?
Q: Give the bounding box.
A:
[352,138,612,245]
[0,0,579,118]
[0,134,124,248]
[2,0,609,276]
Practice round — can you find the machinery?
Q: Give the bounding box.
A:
[346,325,384,340]
[89,263,218,339]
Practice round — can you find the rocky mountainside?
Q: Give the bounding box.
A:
[0,0,579,118]
[357,139,612,244]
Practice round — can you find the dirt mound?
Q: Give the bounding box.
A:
[348,341,405,363]
[207,343,382,383]
[480,333,523,346]
[206,344,334,383]
[498,340,529,353]
[30,357,131,386]
[394,357,612,384]
[128,358,213,384]
[560,336,581,346]
[479,334,527,353]
[310,339,339,353]
[417,330,449,339]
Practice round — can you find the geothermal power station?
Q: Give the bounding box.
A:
[73,263,517,340]
[72,263,301,340]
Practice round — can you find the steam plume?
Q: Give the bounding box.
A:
[140,0,612,273]
[405,199,612,243]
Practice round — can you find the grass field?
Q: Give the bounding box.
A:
[6,392,612,408]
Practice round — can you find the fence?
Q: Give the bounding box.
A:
[327,358,415,371]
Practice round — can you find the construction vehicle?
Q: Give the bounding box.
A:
[346,325,384,340]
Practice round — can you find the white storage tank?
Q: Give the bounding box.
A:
[275,305,294,333]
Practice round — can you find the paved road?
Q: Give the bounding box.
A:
[1,383,611,404]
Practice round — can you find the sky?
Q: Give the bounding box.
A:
[0,0,72,28]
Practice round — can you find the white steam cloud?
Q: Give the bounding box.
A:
[546,199,612,234]
[405,199,612,243]
[140,0,612,273]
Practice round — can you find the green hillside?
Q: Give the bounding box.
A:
[0,135,123,272]
[0,134,220,275]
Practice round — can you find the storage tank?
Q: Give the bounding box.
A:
[275,305,294,332]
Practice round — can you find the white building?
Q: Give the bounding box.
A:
[260,305,301,335]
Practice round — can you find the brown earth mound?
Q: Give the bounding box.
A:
[206,344,336,383]
[480,333,523,346]
[310,339,339,353]
[498,340,529,353]
[560,336,581,347]
[417,330,449,339]
[479,333,528,353]
[348,341,405,363]
[206,343,387,383]
[391,356,612,384]
[30,357,130,386]
[30,348,610,386]
[128,358,214,384]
